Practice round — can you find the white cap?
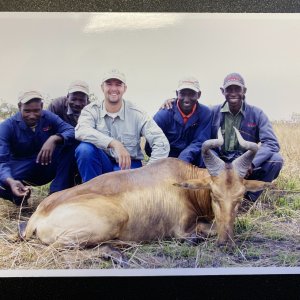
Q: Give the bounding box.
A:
[102,69,126,84]
[176,77,200,93]
[18,90,43,104]
[68,80,90,95]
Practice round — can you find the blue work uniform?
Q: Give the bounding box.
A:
[211,100,283,201]
[146,100,212,167]
[0,110,76,204]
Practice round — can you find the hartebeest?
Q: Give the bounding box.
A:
[22,128,272,248]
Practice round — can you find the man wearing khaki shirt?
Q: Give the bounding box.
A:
[75,69,170,182]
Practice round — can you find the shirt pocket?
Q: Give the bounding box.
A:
[121,133,139,157]
[242,126,257,141]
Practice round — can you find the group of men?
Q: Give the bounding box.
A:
[0,69,283,206]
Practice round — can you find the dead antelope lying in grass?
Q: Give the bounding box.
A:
[22,128,272,250]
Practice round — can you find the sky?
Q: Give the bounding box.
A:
[0,12,300,121]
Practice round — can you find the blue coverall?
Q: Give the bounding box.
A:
[211,101,283,201]
[0,110,76,204]
[146,100,212,167]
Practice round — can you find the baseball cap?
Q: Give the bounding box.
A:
[68,80,89,95]
[102,69,126,84]
[18,90,43,104]
[176,77,200,93]
[223,73,245,89]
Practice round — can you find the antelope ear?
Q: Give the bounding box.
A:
[243,179,274,192]
[173,178,211,190]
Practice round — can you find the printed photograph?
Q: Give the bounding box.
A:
[0,12,299,275]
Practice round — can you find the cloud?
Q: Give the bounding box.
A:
[84,13,184,32]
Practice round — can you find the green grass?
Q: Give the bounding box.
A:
[276,252,300,267]
[293,197,300,210]
[160,241,197,259]
[277,178,300,191]
[242,246,264,260]
[235,216,255,235]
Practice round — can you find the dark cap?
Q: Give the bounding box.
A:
[223,73,245,89]
[176,76,200,93]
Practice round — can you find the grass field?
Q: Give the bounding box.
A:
[0,122,299,270]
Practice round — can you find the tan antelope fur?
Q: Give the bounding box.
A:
[23,128,272,247]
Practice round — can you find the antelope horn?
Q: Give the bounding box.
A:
[202,128,225,176]
[232,127,259,178]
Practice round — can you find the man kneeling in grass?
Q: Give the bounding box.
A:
[0,90,77,205]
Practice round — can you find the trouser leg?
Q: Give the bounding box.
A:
[0,187,15,202]
[75,142,114,182]
[112,160,142,171]
[75,142,143,182]
[0,158,55,204]
[246,153,283,202]
[49,145,77,193]
[0,144,78,204]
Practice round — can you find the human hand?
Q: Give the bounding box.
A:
[245,164,254,179]
[109,140,131,170]
[36,135,62,165]
[6,178,31,198]
[159,98,176,110]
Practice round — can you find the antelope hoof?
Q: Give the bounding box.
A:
[184,233,205,245]
[217,238,235,250]
[102,246,129,268]
[18,221,27,240]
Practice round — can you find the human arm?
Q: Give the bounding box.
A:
[252,110,280,168]
[5,177,31,198]
[0,120,16,185]
[178,106,212,165]
[75,105,115,149]
[36,134,63,165]
[35,112,75,165]
[50,112,75,146]
[75,104,132,169]
[0,120,31,197]
[141,114,170,164]
[108,140,131,170]
[144,110,167,157]
[160,98,176,110]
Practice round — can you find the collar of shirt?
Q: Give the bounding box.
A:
[99,99,125,120]
[67,104,73,115]
[66,104,80,118]
[30,124,37,132]
[176,99,197,124]
[220,100,245,116]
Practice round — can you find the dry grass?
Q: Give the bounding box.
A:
[0,122,299,269]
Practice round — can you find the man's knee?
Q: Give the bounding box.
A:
[258,152,283,182]
[75,142,97,159]
[268,152,283,173]
[0,186,13,201]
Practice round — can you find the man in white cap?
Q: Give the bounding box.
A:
[75,68,170,182]
[211,72,283,201]
[48,80,90,127]
[0,91,76,205]
[146,77,211,167]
